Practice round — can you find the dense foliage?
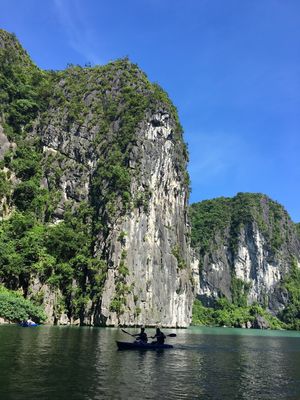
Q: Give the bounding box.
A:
[189,197,231,253]
[0,30,52,137]
[190,192,293,256]
[0,285,46,322]
[279,258,300,330]
[0,207,107,322]
[192,298,284,330]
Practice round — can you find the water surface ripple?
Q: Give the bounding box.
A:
[1,325,300,399]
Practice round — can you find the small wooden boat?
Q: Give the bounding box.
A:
[116,340,173,350]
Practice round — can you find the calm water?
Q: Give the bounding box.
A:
[1,325,300,400]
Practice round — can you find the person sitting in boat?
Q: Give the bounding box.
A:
[133,327,148,343]
[27,318,35,326]
[151,328,166,345]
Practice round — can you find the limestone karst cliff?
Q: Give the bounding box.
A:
[1,29,300,330]
[0,29,193,326]
[190,193,300,321]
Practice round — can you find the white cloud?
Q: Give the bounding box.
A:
[53,0,101,64]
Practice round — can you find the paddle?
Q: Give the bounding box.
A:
[150,333,177,338]
[121,328,135,337]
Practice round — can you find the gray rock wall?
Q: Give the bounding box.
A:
[36,105,193,326]
[197,217,300,314]
[99,111,193,326]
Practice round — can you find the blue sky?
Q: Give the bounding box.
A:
[1,0,299,221]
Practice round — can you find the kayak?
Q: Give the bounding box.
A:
[116,341,173,350]
[117,341,173,350]
[19,322,39,327]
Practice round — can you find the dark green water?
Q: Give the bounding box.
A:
[1,325,300,400]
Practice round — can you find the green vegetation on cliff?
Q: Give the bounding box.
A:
[0,206,107,322]
[296,223,300,239]
[190,192,292,255]
[189,196,232,253]
[279,258,300,330]
[192,298,284,330]
[0,30,52,136]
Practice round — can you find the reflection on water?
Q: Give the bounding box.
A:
[0,325,300,400]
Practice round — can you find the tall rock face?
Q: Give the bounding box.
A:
[98,111,192,327]
[0,29,193,327]
[190,193,300,314]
